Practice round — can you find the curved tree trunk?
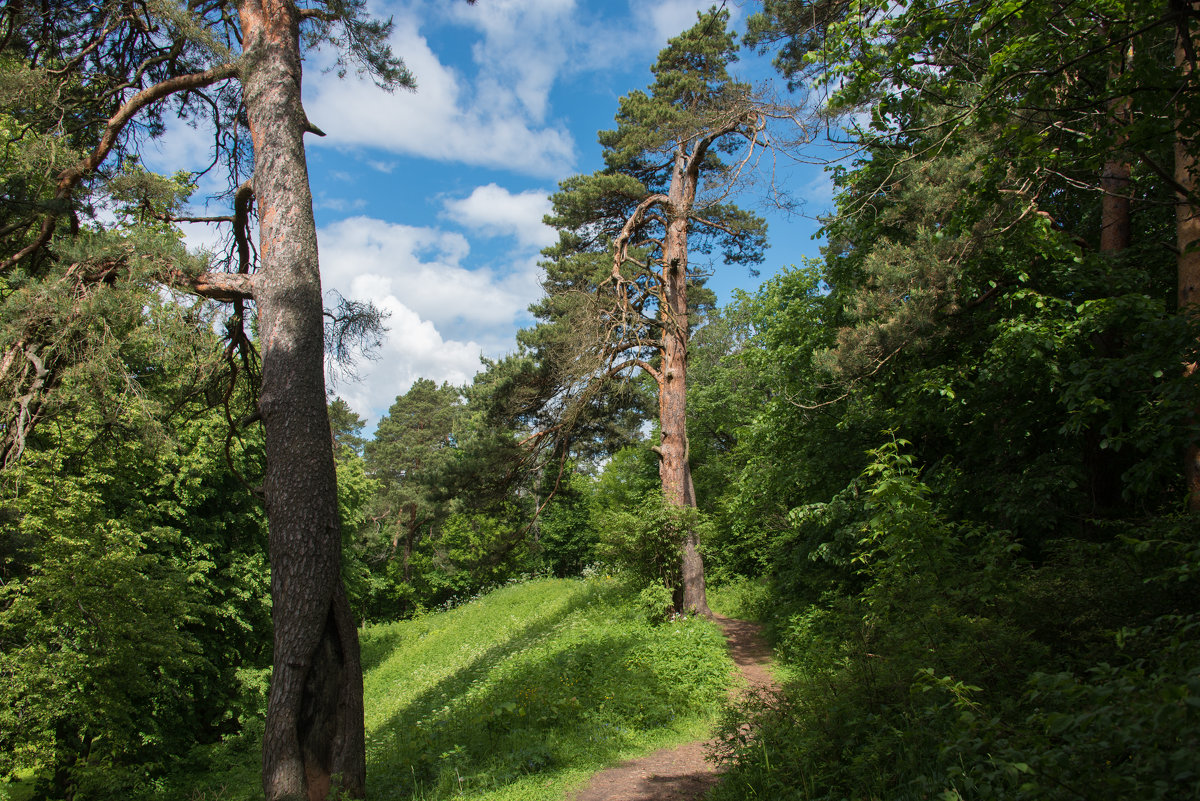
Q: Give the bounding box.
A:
[236,2,365,799]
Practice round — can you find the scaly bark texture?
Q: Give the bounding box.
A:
[659,148,711,617]
[1176,0,1200,511]
[236,1,365,798]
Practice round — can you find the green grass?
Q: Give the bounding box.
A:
[144,576,734,800]
[362,576,732,799]
[0,768,35,801]
[708,576,772,622]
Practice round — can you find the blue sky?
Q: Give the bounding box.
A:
[153,0,839,427]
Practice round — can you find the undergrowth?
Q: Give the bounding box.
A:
[707,576,772,622]
[707,441,1200,801]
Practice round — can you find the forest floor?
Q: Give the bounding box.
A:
[569,615,776,801]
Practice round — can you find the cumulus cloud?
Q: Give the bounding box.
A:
[303,11,576,177]
[630,0,742,48]
[442,184,555,249]
[301,0,718,178]
[317,216,542,422]
[446,0,577,122]
[329,298,486,421]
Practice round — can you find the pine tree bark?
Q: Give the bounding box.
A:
[1175,0,1200,511]
[1099,152,1131,254]
[659,148,711,617]
[236,1,365,798]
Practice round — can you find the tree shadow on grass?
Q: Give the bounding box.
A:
[363,585,712,799]
[360,618,424,675]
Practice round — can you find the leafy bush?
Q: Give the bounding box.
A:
[707,576,772,621]
[637,583,674,623]
[710,440,1200,801]
[709,440,1036,801]
[536,469,598,577]
[594,491,711,597]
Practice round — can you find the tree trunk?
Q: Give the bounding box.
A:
[1176,0,1200,511]
[1099,150,1131,254]
[1086,47,1133,517]
[1099,158,1132,253]
[659,150,710,617]
[236,2,365,799]
[405,503,417,583]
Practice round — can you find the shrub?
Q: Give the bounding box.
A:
[637,583,674,623]
[594,491,712,597]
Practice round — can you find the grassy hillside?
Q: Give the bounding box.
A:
[142,576,733,801]
[362,577,732,799]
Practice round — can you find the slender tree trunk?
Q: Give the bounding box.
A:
[1099,158,1132,252]
[1099,125,1131,254]
[405,503,417,583]
[659,151,710,617]
[1176,0,1200,511]
[1085,46,1133,516]
[1100,38,1133,253]
[237,2,365,798]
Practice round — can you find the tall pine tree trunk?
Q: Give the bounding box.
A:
[658,153,710,617]
[1176,0,1200,511]
[237,2,365,798]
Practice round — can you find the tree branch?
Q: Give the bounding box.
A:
[184,270,255,302]
[3,59,241,272]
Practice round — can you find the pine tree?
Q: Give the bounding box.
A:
[365,379,462,583]
[539,8,781,614]
[0,2,413,797]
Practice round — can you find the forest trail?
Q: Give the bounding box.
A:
[569,615,776,801]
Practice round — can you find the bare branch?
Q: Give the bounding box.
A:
[184,270,256,301]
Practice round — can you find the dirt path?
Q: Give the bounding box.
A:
[569,615,776,801]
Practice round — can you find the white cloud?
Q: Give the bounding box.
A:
[367,160,397,174]
[303,12,576,177]
[317,216,542,422]
[314,194,367,213]
[630,0,742,48]
[178,220,229,257]
[447,0,576,122]
[329,298,485,424]
[300,0,709,178]
[442,184,555,249]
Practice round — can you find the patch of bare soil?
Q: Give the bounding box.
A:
[569,615,775,801]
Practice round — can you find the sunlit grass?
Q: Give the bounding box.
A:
[140,576,733,801]
[707,576,772,621]
[362,576,733,800]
